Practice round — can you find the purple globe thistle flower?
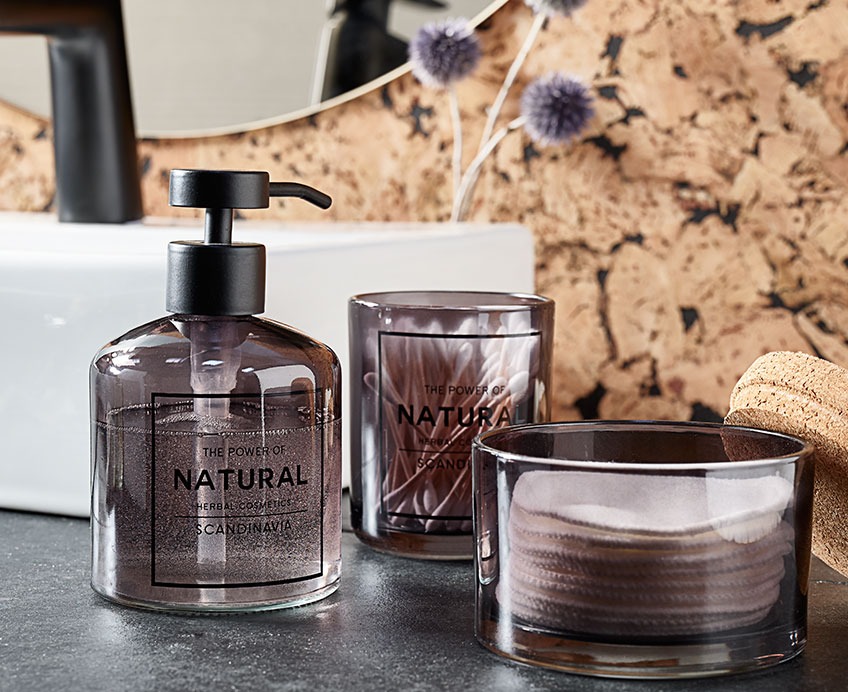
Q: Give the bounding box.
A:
[520,73,594,145]
[524,0,589,16]
[409,18,481,89]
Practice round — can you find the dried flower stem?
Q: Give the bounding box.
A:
[449,87,463,198]
[451,12,545,222]
[478,12,546,150]
[452,116,525,222]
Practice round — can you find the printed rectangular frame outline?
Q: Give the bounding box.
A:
[150,391,325,589]
[377,330,541,525]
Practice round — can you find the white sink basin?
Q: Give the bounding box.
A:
[0,214,535,516]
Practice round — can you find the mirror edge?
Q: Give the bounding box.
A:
[140,0,510,140]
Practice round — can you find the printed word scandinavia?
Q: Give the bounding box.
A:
[196,520,292,536]
[174,466,308,491]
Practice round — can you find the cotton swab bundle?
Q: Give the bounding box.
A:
[365,312,543,535]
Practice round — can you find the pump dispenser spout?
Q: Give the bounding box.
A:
[197,182,330,246]
[166,170,332,317]
[269,182,332,210]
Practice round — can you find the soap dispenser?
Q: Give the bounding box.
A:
[90,169,341,612]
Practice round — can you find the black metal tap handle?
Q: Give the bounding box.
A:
[0,0,143,223]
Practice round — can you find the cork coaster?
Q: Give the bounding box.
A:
[727,350,848,577]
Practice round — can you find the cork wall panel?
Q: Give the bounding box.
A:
[1,0,846,422]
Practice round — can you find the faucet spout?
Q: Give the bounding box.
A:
[0,0,143,223]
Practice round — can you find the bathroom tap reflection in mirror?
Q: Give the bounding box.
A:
[0,0,500,136]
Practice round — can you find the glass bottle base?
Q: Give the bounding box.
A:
[91,578,340,613]
[476,617,806,679]
[353,528,472,560]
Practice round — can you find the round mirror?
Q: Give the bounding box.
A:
[0,0,502,137]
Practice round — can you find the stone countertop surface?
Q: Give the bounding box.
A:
[2,508,847,692]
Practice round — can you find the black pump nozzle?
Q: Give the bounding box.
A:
[169,169,332,244]
[269,182,332,210]
[165,169,332,316]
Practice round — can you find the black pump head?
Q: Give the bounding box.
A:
[165,169,332,316]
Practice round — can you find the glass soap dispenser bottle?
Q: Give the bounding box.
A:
[90,169,341,612]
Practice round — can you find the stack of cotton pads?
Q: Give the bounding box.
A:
[503,471,794,637]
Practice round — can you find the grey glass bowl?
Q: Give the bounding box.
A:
[472,420,814,679]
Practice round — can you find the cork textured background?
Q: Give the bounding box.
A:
[1,0,846,422]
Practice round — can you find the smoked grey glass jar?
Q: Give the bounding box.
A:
[349,291,553,559]
[472,421,814,678]
[90,170,342,611]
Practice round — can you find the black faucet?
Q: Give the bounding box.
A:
[321,0,447,101]
[0,0,142,223]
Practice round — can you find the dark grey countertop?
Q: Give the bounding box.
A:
[2,507,847,692]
